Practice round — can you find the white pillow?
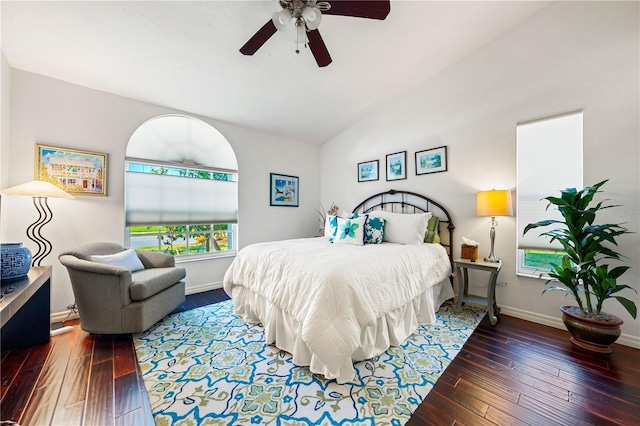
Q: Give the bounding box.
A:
[368,211,431,245]
[333,215,366,246]
[90,248,145,272]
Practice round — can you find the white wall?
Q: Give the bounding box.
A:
[5,70,320,315]
[321,2,640,345]
[1,53,11,241]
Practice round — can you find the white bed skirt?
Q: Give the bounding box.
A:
[231,278,455,384]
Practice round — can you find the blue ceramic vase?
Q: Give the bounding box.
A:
[1,243,32,280]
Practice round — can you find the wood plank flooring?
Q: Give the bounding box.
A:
[2,289,639,425]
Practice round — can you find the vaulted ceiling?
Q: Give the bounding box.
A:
[1,1,551,145]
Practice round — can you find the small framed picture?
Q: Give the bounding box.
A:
[386,151,407,181]
[35,143,108,196]
[270,173,299,207]
[415,146,448,175]
[357,160,379,182]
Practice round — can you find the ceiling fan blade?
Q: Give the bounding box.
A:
[323,0,390,20]
[306,29,332,67]
[240,20,278,55]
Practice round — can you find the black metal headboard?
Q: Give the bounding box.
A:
[351,189,455,271]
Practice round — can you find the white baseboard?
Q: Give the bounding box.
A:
[185,281,223,295]
[49,281,224,324]
[500,305,640,349]
[50,310,79,324]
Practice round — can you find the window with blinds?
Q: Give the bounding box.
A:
[516,110,583,276]
[124,115,238,259]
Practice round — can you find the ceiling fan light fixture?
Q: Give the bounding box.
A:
[241,0,389,67]
[295,21,307,49]
[301,6,321,30]
[272,9,292,31]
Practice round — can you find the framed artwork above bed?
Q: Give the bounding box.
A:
[357,160,379,182]
[270,173,299,207]
[386,151,407,181]
[415,146,448,175]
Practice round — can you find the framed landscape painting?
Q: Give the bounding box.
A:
[358,160,379,182]
[415,146,447,175]
[35,144,108,196]
[270,173,299,207]
[386,151,407,181]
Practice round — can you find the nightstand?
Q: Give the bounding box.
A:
[454,258,502,325]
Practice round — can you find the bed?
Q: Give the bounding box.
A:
[223,190,456,384]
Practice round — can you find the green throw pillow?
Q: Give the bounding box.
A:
[424,216,440,244]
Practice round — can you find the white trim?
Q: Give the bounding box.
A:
[50,310,79,324]
[185,281,223,295]
[516,248,553,279]
[499,305,640,349]
[125,157,238,174]
[176,252,236,264]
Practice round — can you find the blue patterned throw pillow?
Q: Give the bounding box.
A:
[364,216,386,244]
[348,213,385,244]
[325,215,339,242]
[333,216,366,245]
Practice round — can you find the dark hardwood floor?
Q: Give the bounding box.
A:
[2,289,639,425]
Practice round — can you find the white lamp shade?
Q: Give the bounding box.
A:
[477,190,513,217]
[0,180,74,199]
[272,9,292,31]
[302,6,322,30]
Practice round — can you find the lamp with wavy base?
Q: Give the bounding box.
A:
[1,180,74,266]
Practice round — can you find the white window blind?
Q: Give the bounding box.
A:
[125,171,238,226]
[516,111,583,250]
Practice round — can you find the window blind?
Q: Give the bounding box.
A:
[516,111,583,250]
[125,171,238,226]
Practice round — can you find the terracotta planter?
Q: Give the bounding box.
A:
[560,305,623,354]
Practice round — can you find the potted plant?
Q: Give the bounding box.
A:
[524,180,637,353]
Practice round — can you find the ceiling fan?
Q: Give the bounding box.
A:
[240,0,391,67]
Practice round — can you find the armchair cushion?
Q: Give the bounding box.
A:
[90,248,145,272]
[130,267,187,301]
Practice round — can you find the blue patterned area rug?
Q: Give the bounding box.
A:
[134,300,485,425]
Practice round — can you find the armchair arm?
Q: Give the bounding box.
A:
[135,250,176,268]
[59,254,131,277]
[58,254,136,332]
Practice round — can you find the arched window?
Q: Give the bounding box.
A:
[125,115,238,258]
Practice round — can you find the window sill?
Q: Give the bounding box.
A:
[176,252,237,264]
[516,271,552,280]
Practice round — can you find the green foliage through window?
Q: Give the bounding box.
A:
[127,162,234,181]
[523,249,566,271]
[129,224,233,256]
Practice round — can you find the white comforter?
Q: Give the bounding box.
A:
[223,237,451,380]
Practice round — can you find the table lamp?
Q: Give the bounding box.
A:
[477,189,513,262]
[1,180,74,266]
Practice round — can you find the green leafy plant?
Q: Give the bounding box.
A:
[523,180,637,320]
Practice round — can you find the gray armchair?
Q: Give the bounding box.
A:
[59,242,186,334]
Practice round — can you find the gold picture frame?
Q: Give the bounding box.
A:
[35,144,108,196]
